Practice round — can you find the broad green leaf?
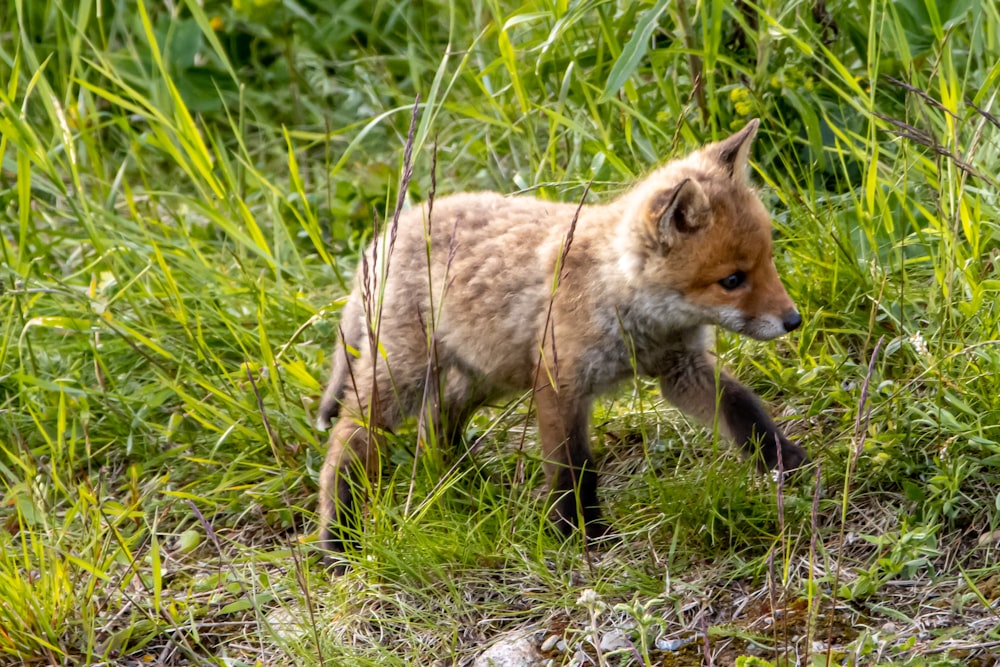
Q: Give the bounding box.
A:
[599,0,669,102]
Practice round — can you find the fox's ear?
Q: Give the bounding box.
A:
[712,118,759,181]
[649,178,710,246]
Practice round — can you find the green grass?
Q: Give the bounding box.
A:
[1,0,999,665]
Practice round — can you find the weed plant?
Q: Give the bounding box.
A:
[1,0,998,665]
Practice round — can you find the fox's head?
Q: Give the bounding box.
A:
[620,119,801,341]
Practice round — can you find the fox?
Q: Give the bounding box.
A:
[315,119,807,566]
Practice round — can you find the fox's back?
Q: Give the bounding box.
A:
[362,192,584,385]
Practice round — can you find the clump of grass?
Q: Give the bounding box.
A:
[1,0,999,665]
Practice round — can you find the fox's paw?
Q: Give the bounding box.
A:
[583,519,619,548]
[755,432,808,475]
[777,436,808,472]
[317,527,357,576]
[322,552,351,577]
[549,506,617,547]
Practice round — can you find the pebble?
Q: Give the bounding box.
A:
[655,636,692,652]
[978,529,1000,546]
[473,634,544,667]
[265,607,307,641]
[598,629,630,653]
[540,635,561,653]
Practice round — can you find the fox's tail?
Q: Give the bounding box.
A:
[317,294,363,430]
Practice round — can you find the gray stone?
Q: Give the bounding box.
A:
[598,628,630,653]
[474,634,544,667]
[655,636,692,652]
[540,635,561,653]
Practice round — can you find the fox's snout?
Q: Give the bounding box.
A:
[742,265,800,340]
[782,308,802,333]
[739,311,799,341]
[734,294,801,341]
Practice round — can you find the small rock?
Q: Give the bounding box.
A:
[540,635,561,653]
[474,634,544,667]
[266,607,307,641]
[598,629,630,653]
[655,637,692,652]
[978,529,1000,546]
[569,649,592,666]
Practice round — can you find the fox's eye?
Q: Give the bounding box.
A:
[718,271,746,290]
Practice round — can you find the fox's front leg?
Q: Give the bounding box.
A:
[318,414,377,572]
[659,352,807,472]
[534,383,610,540]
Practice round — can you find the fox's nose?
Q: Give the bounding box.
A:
[782,310,802,332]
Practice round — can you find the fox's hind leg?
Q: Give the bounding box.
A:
[534,382,609,542]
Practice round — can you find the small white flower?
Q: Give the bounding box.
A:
[577,588,606,613]
[577,588,599,607]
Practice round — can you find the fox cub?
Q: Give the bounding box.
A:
[316,119,806,563]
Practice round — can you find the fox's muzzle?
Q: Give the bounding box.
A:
[782,309,802,333]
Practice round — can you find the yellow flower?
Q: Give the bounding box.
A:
[210,15,224,31]
[234,0,280,18]
[729,87,753,115]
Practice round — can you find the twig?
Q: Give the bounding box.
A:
[408,136,442,519]
[883,75,958,120]
[361,95,421,504]
[826,335,884,662]
[521,183,591,562]
[805,461,822,664]
[700,608,713,666]
[245,363,283,463]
